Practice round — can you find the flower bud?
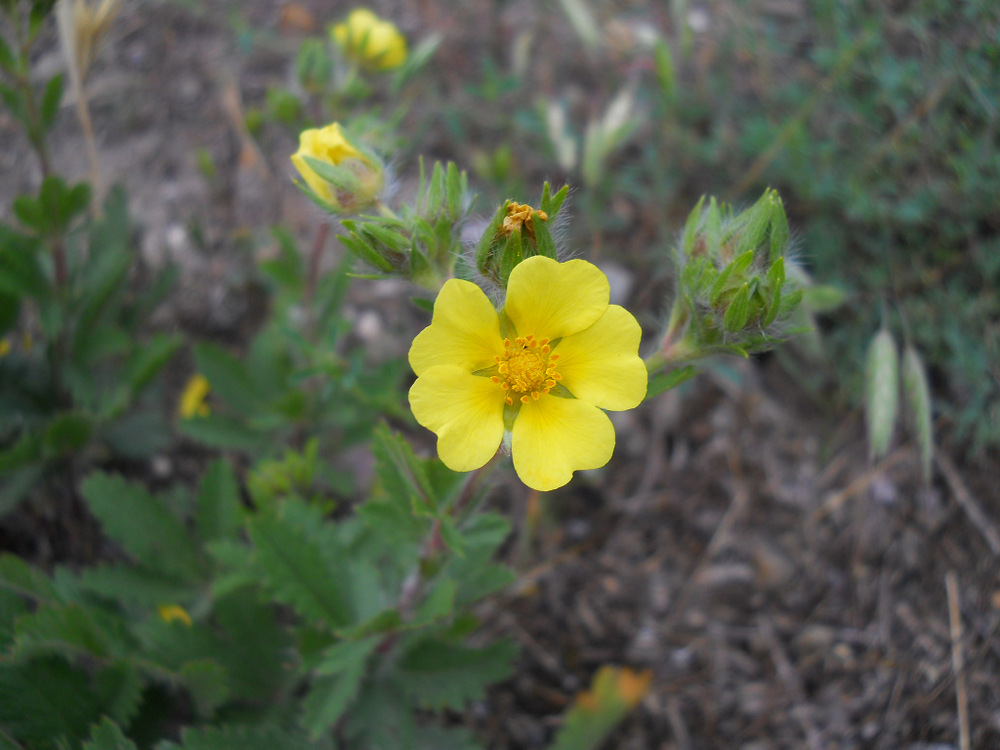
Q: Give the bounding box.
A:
[331,8,407,71]
[290,122,384,213]
[476,194,562,289]
[663,188,803,360]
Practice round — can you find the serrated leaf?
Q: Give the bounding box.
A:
[196,460,242,543]
[902,345,933,483]
[0,658,102,749]
[372,423,437,515]
[157,725,307,750]
[13,603,126,662]
[92,664,145,727]
[0,553,59,603]
[179,659,230,717]
[550,666,652,750]
[213,587,292,703]
[248,508,353,628]
[75,564,192,608]
[83,717,138,750]
[398,637,517,710]
[301,637,378,739]
[864,328,899,460]
[81,473,203,582]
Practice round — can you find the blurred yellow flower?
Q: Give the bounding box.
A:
[0,338,9,357]
[178,374,210,419]
[157,604,192,626]
[331,8,407,71]
[290,122,382,211]
[408,256,647,491]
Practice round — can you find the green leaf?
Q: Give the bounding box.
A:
[40,74,63,132]
[902,345,933,483]
[0,658,102,749]
[372,423,437,516]
[654,38,676,101]
[83,717,138,750]
[177,414,267,452]
[157,725,307,750]
[645,365,698,401]
[213,588,292,703]
[178,659,230,717]
[398,637,517,710]
[533,217,558,260]
[681,195,706,256]
[12,602,126,662]
[0,553,59,603]
[0,227,48,301]
[802,284,846,313]
[723,283,751,333]
[301,637,378,739]
[43,412,92,456]
[123,333,181,397]
[445,161,462,220]
[193,342,263,414]
[0,34,17,73]
[248,507,353,628]
[81,472,203,582]
[75,564,193,608]
[93,664,144,727]
[864,328,899,460]
[196,460,242,543]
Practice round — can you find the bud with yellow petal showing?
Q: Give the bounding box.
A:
[290,122,384,214]
[331,8,407,72]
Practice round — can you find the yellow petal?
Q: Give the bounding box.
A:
[291,152,334,204]
[366,21,407,69]
[409,279,502,376]
[504,257,609,340]
[511,396,615,491]
[555,305,647,410]
[409,365,504,472]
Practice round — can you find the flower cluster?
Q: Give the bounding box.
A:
[408,256,646,491]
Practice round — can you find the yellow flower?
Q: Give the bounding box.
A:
[178,374,210,419]
[331,8,407,71]
[157,604,192,626]
[408,256,647,491]
[290,122,382,211]
[0,338,10,357]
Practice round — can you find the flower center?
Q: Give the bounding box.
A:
[491,335,562,405]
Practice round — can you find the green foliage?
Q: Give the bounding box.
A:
[0,184,179,515]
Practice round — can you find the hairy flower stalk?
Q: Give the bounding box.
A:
[408,256,646,491]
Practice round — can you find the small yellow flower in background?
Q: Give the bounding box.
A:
[157,604,192,626]
[178,374,211,419]
[290,122,383,212]
[408,256,647,492]
[331,8,408,71]
[0,338,10,357]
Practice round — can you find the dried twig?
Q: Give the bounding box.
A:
[945,571,971,750]
[936,452,1000,556]
[811,446,910,522]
